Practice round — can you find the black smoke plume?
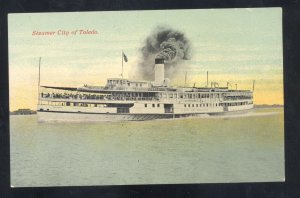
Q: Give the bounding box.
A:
[136,26,191,80]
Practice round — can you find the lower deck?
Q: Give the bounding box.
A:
[37,101,253,114]
[37,100,254,121]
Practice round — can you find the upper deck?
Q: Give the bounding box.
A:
[39,83,253,105]
[39,72,253,105]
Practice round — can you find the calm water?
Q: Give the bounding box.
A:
[10,108,284,187]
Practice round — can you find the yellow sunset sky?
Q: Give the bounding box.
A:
[8,8,283,111]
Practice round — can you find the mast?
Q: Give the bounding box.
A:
[38,57,41,104]
[121,51,124,79]
[206,71,208,87]
[184,71,187,87]
[252,80,255,92]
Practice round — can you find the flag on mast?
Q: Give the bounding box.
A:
[122,51,128,62]
[121,51,128,78]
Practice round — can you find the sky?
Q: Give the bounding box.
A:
[8,8,283,111]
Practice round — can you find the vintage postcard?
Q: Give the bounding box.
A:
[9,8,284,187]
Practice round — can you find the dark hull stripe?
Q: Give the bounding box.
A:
[37,111,175,121]
[37,110,175,116]
[37,109,252,115]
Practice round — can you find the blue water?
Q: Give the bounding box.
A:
[10,108,284,187]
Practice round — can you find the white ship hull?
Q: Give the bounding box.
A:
[37,104,254,122]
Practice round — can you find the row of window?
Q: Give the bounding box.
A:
[107,80,127,84]
[41,101,251,108]
[222,102,249,106]
[40,101,108,107]
[159,93,214,99]
[158,93,252,99]
[184,103,217,108]
[107,80,147,87]
[144,104,160,108]
[143,103,246,108]
[183,102,250,108]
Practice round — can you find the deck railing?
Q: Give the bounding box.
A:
[40,94,160,102]
[39,93,252,103]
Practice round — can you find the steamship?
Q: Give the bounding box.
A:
[37,58,254,122]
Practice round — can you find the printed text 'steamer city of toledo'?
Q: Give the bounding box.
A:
[32,29,98,36]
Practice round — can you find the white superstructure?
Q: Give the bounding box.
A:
[37,58,254,122]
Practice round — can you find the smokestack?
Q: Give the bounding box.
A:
[154,58,165,86]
